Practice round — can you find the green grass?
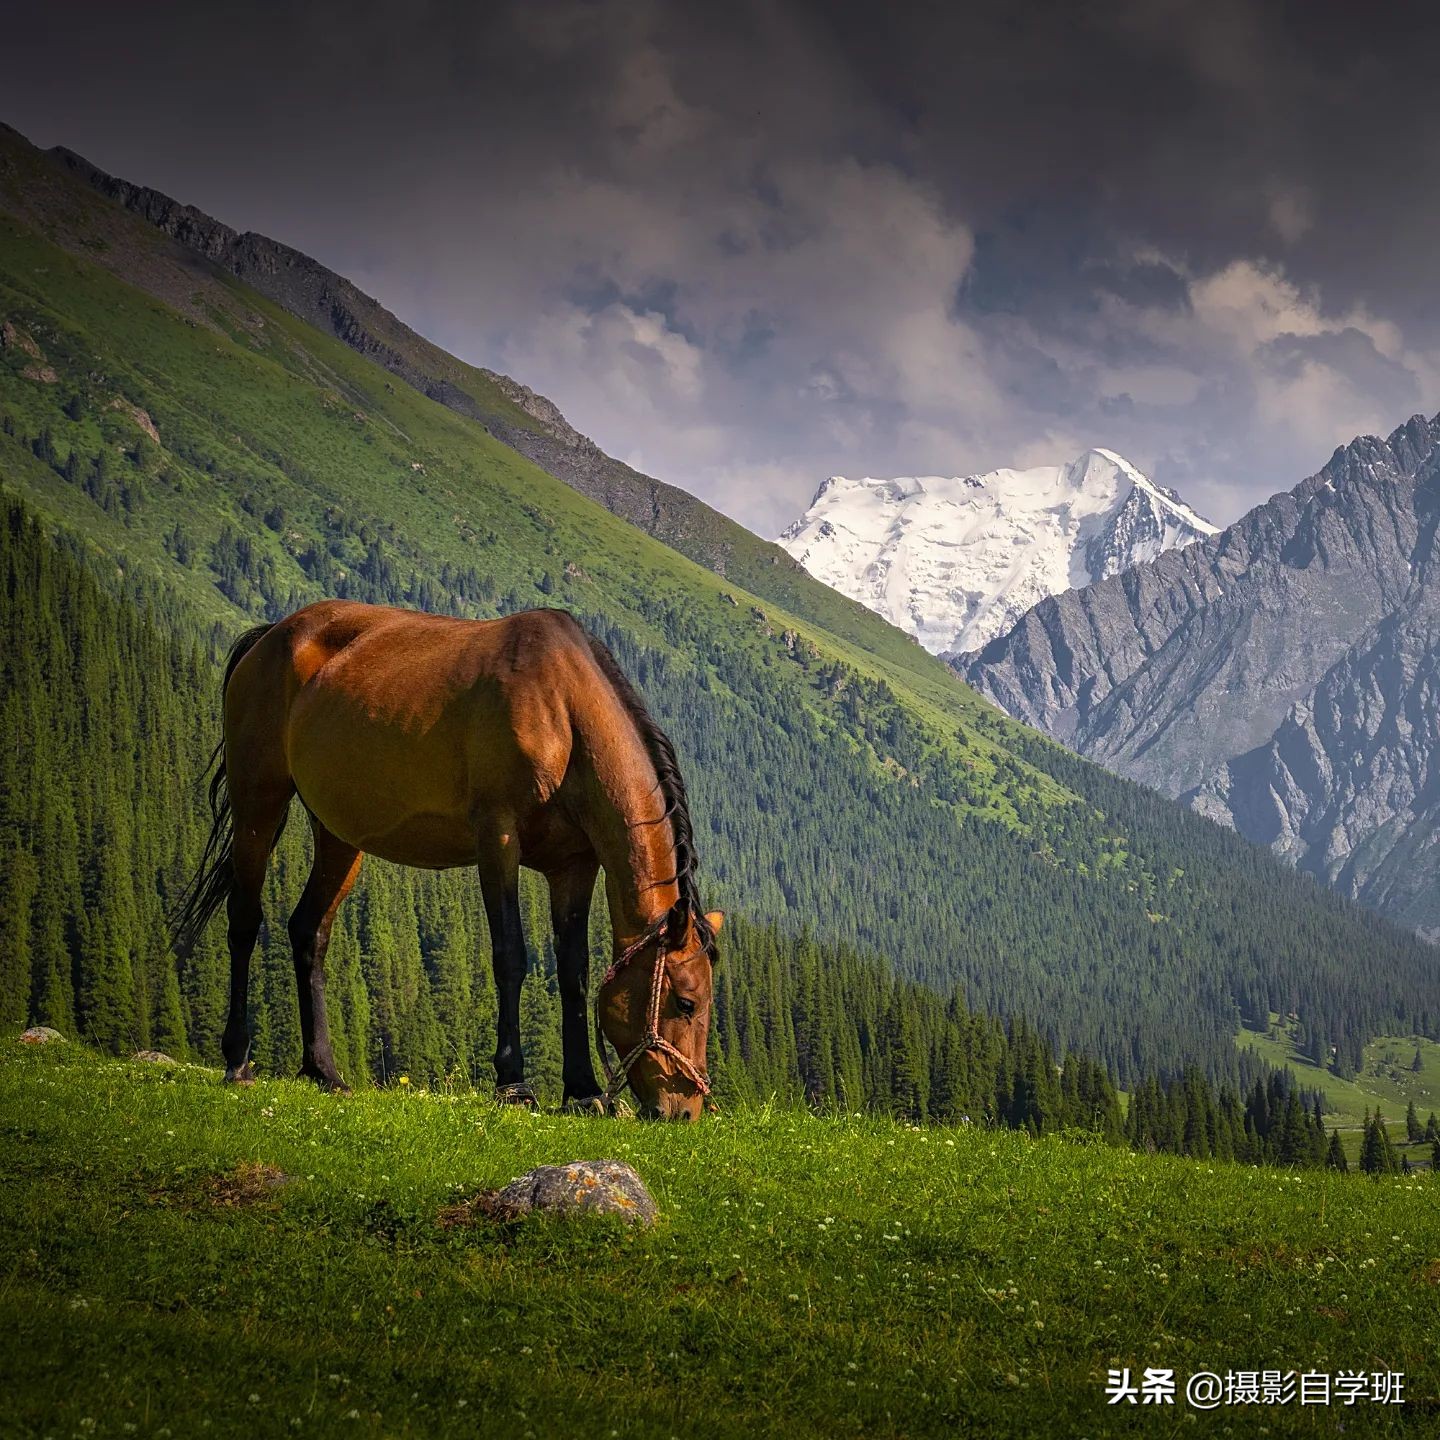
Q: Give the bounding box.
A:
[5,1045,1439,1438]
[1240,1023,1440,1126]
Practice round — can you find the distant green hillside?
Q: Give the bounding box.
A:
[2,119,1437,1085]
[1241,1022,1440,1128]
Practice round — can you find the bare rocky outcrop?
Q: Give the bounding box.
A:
[2,319,58,382]
[1,318,42,358]
[107,397,160,444]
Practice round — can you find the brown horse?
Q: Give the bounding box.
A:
[171,600,722,1121]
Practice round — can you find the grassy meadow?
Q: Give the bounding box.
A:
[4,1042,1439,1438]
[1240,1022,1440,1169]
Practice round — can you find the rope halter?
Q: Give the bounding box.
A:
[595,918,711,1103]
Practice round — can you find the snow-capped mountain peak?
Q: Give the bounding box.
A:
[778,448,1218,655]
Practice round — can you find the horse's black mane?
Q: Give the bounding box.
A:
[584,632,715,957]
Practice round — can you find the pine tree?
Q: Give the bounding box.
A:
[1359,1112,1384,1176]
[1379,1117,1401,1174]
[1325,1130,1348,1172]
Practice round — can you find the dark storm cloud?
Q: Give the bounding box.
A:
[4,0,1440,532]
[1085,264,1193,317]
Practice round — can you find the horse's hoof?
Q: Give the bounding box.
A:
[562,1094,608,1117]
[223,1063,255,1086]
[607,1096,635,1119]
[299,1069,351,1095]
[495,1082,539,1109]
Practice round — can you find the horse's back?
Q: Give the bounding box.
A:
[234,600,591,700]
[225,602,600,865]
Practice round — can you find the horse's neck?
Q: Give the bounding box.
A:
[598,791,679,945]
[580,721,679,945]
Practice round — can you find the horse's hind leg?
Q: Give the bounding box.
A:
[222,785,292,1084]
[289,816,362,1093]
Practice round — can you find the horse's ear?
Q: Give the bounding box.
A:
[704,910,725,934]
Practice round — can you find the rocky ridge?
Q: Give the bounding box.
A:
[961,414,1440,935]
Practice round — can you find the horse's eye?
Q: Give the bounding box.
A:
[675,996,697,1018]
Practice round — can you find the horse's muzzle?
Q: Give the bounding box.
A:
[640,1093,702,1122]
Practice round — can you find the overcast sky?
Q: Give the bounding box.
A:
[6,0,1440,534]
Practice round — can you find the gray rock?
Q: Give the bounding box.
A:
[18,1026,64,1044]
[131,1049,177,1065]
[477,1160,657,1226]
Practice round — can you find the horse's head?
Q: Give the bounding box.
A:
[599,908,723,1122]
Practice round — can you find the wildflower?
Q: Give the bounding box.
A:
[399,1076,411,1086]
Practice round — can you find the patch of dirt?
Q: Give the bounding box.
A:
[199,1161,293,1209]
[436,1193,507,1230]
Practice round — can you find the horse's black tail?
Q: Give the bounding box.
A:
[169,623,275,958]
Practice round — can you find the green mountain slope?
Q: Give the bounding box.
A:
[2,120,1436,1084]
[45,134,947,677]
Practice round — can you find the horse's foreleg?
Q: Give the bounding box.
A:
[223,799,290,1084]
[478,825,533,1104]
[549,859,602,1108]
[289,819,362,1093]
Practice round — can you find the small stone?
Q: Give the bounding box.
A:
[19,1026,64,1045]
[443,1160,657,1227]
[132,1050,178,1065]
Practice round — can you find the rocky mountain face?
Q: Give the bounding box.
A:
[961,413,1440,936]
[46,144,802,587]
[779,449,1216,654]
